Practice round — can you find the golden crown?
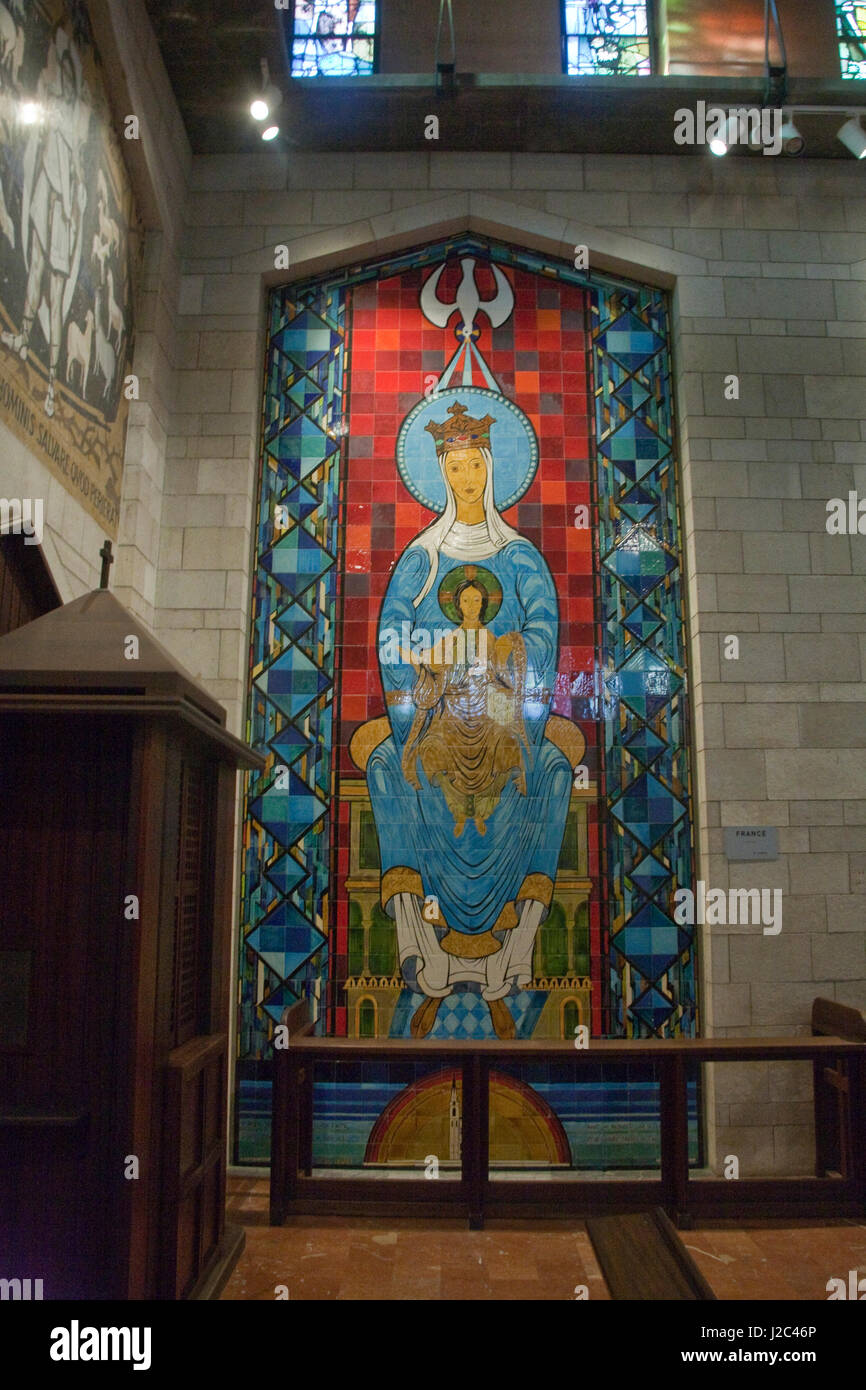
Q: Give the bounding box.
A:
[425,402,496,457]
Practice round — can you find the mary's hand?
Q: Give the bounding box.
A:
[494,631,524,672]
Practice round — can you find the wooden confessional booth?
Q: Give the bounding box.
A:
[0,585,262,1299]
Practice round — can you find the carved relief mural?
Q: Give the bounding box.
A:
[0,0,139,534]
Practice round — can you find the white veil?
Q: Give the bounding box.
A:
[411,446,522,607]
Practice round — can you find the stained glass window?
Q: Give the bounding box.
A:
[290,0,376,77]
[836,2,866,78]
[563,1,651,76]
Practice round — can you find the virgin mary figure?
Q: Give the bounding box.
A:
[366,401,573,1040]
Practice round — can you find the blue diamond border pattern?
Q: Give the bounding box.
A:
[592,287,696,1038]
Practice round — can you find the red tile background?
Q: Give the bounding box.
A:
[331,259,603,1036]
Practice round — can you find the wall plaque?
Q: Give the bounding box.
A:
[724,826,779,861]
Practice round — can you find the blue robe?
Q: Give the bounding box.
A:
[368,537,572,941]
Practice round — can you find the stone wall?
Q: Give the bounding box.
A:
[167,146,865,1171]
[2,0,862,1174]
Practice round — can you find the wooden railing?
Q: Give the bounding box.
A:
[270,1015,866,1229]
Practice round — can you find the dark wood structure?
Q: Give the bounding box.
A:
[270,1032,866,1230]
[813,996,866,1185]
[585,1208,717,1300]
[0,588,263,1299]
[0,533,61,637]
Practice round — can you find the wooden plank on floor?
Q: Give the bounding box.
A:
[586,1208,717,1301]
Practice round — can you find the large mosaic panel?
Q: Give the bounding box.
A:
[236,235,696,1167]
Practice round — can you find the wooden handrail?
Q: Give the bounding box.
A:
[812,997,866,1184]
[281,1035,864,1060]
[269,1030,866,1229]
[812,996,866,1040]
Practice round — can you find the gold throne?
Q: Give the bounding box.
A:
[342,713,594,1039]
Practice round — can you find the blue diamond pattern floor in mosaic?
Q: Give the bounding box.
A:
[389,988,547,1040]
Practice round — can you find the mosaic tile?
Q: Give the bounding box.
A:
[237,236,696,1167]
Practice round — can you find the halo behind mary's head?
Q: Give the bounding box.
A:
[396,386,538,514]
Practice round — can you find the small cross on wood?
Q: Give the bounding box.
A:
[99,539,114,590]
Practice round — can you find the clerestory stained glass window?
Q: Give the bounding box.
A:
[290,0,377,77]
[563,0,651,76]
[836,2,866,78]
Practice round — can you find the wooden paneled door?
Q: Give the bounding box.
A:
[0,535,61,636]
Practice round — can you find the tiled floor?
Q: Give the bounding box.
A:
[221,1177,866,1301]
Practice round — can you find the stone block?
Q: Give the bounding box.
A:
[788,852,849,896]
[742,196,799,229]
[191,153,288,192]
[513,152,583,189]
[714,1125,775,1175]
[687,194,743,228]
[738,337,844,375]
[673,228,722,257]
[182,526,247,571]
[200,274,261,316]
[750,982,822,1025]
[790,577,866,612]
[722,703,798,747]
[715,575,789,612]
[784,634,861,682]
[719,230,769,261]
[713,1061,769,1104]
[174,370,233,414]
[773,895,827,933]
[730,935,812,983]
[719,633,785,683]
[809,533,852,575]
[789,801,844,826]
[703,749,767,800]
[710,982,752,1026]
[812,935,865,979]
[156,569,226,609]
[545,190,629,225]
[725,278,834,320]
[799,704,866,749]
[429,153,512,189]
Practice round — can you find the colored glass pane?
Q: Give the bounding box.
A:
[837,2,866,77]
[563,1,651,76]
[290,1,376,77]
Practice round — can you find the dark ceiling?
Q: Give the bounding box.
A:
[143,0,863,159]
[143,0,288,152]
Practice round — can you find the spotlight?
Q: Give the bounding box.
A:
[709,114,738,157]
[262,125,279,142]
[250,58,283,122]
[250,87,282,120]
[837,116,866,159]
[779,114,804,155]
[19,101,41,124]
